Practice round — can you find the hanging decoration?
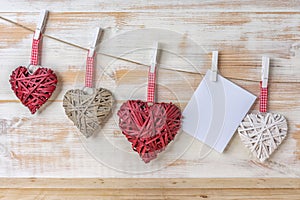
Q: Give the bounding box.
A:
[182,51,256,153]
[117,42,182,163]
[238,56,288,162]
[63,28,114,138]
[9,10,58,114]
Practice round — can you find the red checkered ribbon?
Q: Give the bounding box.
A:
[259,81,268,113]
[85,50,95,88]
[30,32,41,66]
[147,67,156,103]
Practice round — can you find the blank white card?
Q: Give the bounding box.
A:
[182,70,256,153]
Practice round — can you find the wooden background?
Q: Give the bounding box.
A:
[0,0,300,199]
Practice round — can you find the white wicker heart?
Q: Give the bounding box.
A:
[238,112,288,162]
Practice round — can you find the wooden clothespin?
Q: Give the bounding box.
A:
[210,51,218,82]
[261,56,270,88]
[150,42,159,73]
[88,27,103,57]
[33,10,49,40]
[147,42,160,103]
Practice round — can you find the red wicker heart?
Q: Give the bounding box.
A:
[117,100,182,163]
[10,66,57,114]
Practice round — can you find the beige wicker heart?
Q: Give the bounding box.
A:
[63,88,114,138]
[238,112,288,162]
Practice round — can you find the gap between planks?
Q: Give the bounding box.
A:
[0,178,299,189]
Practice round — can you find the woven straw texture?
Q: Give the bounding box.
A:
[10,66,57,114]
[63,88,114,138]
[117,100,182,163]
[238,113,288,162]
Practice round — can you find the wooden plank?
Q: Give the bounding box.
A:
[0,178,299,200]
[0,188,299,200]
[0,0,300,12]
[0,178,299,189]
[0,8,299,179]
[1,12,300,81]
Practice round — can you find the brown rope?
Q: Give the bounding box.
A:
[1,15,299,84]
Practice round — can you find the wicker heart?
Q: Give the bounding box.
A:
[117,100,181,163]
[10,66,57,114]
[63,88,114,138]
[238,112,288,162]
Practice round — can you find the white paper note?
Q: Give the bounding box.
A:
[182,70,256,153]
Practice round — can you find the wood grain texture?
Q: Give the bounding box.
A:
[0,2,299,199]
[0,178,299,200]
[1,0,300,12]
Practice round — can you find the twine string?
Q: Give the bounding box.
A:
[0,15,299,84]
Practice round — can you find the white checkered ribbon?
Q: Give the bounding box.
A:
[259,81,268,113]
[147,66,157,103]
[30,33,41,66]
[85,50,95,88]
[30,10,48,66]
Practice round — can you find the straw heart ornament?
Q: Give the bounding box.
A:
[63,28,114,138]
[238,56,288,162]
[9,10,57,114]
[117,43,182,163]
